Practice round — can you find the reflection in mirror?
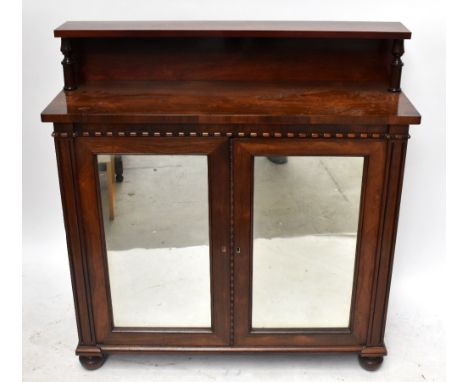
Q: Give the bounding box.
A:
[252,156,364,329]
[97,155,211,328]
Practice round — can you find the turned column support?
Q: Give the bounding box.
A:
[60,38,78,91]
[388,39,404,92]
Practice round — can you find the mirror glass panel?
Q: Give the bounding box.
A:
[97,154,211,328]
[252,156,364,328]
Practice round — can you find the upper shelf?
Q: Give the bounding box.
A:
[54,21,411,39]
[44,21,419,126]
[41,81,421,125]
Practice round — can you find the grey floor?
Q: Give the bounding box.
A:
[22,155,444,380]
[99,155,363,250]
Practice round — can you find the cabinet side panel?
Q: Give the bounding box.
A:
[53,125,95,345]
[367,131,408,346]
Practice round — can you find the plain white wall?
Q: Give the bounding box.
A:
[23,0,445,288]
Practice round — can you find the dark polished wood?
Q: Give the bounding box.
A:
[70,37,392,85]
[41,81,420,125]
[358,355,384,371]
[389,40,404,92]
[54,21,411,39]
[79,355,106,370]
[60,38,77,91]
[41,21,421,371]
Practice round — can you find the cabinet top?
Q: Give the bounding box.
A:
[41,81,421,125]
[54,21,411,39]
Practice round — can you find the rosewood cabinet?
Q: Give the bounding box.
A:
[41,21,421,371]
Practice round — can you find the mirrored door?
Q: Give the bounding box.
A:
[233,139,386,347]
[76,137,230,346]
[97,154,212,329]
[251,155,364,329]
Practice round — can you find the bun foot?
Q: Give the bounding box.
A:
[358,355,383,371]
[79,355,106,370]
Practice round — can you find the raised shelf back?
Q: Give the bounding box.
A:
[71,37,393,84]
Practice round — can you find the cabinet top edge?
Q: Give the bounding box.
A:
[54,21,412,39]
[40,81,421,126]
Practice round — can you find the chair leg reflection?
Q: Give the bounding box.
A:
[267,156,288,164]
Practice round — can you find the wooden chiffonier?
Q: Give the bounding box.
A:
[41,21,421,371]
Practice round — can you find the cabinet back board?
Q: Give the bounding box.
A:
[73,37,392,83]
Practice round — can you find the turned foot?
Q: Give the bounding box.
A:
[358,355,383,371]
[79,355,106,370]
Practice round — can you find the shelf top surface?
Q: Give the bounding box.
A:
[54,21,411,39]
[41,81,421,125]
